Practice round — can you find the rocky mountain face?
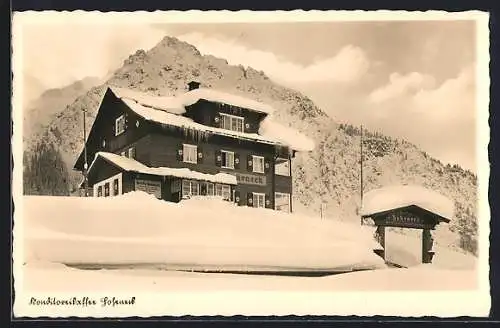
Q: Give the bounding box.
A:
[23,36,478,255]
[23,76,102,149]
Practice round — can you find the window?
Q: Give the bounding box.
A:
[190,181,199,196]
[182,180,191,198]
[128,147,136,159]
[93,173,122,198]
[253,193,265,208]
[222,185,231,200]
[115,115,126,136]
[252,155,265,173]
[275,158,290,176]
[221,150,235,169]
[220,113,244,132]
[215,184,231,200]
[183,144,198,164]
[104,182,110,197]
[201,182,214,196]
[182,179,199,198]
[275,192,291,213]
[215,184,223,197]
[113,179,119,196]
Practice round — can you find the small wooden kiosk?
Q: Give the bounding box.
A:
[360,186,453,264]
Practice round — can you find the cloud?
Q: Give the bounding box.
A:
[19,23,166,91]
[412,65,475,120]
[176,32,370,85]
[368,72,436,103]
[363,65,476,171]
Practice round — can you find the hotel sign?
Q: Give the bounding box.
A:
[234,173,266,186]
[135,179,162,199]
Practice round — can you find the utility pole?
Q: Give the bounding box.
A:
[83,109,88,197]
[360,124,364,225]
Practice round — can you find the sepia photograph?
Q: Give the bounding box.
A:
[12,10,490,317]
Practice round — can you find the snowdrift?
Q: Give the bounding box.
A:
[23,192,386,272]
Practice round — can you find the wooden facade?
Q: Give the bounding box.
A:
[74,84,296,212]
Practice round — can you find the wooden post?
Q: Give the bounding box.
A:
[374,225,386,260]
[83,109,88,197]
[422,228,434,264]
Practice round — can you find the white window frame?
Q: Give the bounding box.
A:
[115,115,126,136]
[252,155,265,174]
[253,192,266,208]
[222,185,231,200]
[275,192,291,213]
[182,179,200,198]
[183,144,198,164]
[275,157,291,176]
[206,182,215,196]
[220,113,244,132]
[215,183,231,200]
[93,173,123,198]
[221,150,235,169]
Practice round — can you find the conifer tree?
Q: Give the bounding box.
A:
[23,139,70,196]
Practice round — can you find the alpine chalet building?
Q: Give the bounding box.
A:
[74,81,314,212]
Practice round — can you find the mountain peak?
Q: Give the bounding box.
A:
[154,35,202,57]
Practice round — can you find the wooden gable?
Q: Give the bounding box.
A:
[73,88,150,171]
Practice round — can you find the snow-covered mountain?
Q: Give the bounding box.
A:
[23,36,478,255]
[23,75,102,146]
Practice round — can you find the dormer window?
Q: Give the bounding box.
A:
[115,115,126,136]
[220,113,244,133]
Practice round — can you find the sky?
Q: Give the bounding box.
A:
[18,18,479,172]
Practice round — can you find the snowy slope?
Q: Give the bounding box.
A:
[23,192,385,272]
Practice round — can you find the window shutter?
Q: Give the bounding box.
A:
[214,114,222,128]
[125,113,129,129]
[215,149,222,167]
[197,146,204,164]
[234,190,241,206]
[247,154,253,172]
[264,157,271,174]
[176,144,183,161]
[234,153,241,169]
[265,194,272,209]
[247,192,253,207]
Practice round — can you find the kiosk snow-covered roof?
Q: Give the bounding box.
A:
[360,185,454,221]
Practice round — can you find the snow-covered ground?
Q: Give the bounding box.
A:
[22,260,477,292]
[14,192,488,317]
[22,192,386,272]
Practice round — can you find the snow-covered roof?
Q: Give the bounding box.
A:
[259,117,315,152]
[89,151,237,185]
[109,86,186,114]
[359,185,454,220]
[120,97,315,152]
[109,86,276,115]
[182,88,276,114]
[106,86,314,152]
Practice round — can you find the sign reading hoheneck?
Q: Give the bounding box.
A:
[234,173,266,186]
[380,210,430,229]
[135,179,161,199]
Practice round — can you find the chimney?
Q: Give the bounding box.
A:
[188,81,201,91]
